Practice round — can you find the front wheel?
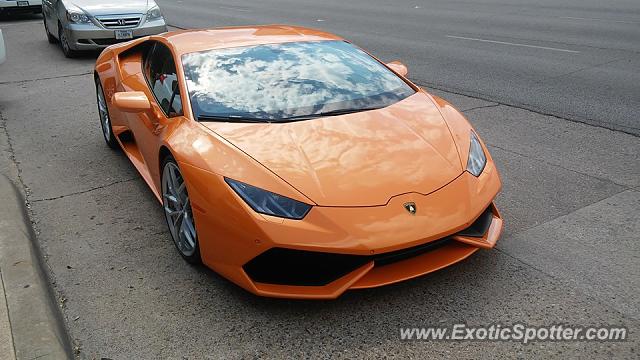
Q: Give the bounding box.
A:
[95,78,118,149]
[58,23,77,58]
[162,156,201,264]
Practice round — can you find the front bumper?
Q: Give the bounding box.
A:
[64,19,167,50]
[181,157,503,299]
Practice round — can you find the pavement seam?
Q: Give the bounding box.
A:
[0,270,17,360]
[414,81,640,137]
[548,57,628,80]
[500,186,633,249]
[460,103,500,112]
[493,244,640,326]
[30,177,139,203]
[485,142,633,189]
[0,110,30,197]
[495,186,640,325]
[0,72,92,86]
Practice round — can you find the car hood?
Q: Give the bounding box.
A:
[203,92,463,207]
[69,0,150,15]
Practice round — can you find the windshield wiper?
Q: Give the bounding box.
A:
[280,107,383,122]
[198,115,272,123]
[198,107,384,123]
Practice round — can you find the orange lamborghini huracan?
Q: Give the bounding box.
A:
[94,25,503,299]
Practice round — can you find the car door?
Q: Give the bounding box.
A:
[128,42,185,189]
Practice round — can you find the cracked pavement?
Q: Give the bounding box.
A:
[1,2,640,358]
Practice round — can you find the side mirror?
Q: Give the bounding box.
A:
[386,60,408,77]
[113,91,151,113]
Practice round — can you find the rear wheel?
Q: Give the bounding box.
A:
[162,156,201,264]
[58,23,77,58]
[95,78,118,149]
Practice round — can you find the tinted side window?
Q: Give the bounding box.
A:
[144,43,183,116]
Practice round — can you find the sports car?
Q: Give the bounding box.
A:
[94,25,503,299]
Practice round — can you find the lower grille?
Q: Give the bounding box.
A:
[373,237,452,266]
[91,37,141,46]
[243,248,370,286]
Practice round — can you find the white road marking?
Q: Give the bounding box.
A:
[446,35,581,53]
[560,16,639,24]
[219,5,249,12]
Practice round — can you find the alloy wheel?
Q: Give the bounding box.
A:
[58,24,76,57]
[96,83,111,141]
[162,161,198,257]
[95,79,117,148]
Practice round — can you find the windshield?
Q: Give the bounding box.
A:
[181,40,415,122]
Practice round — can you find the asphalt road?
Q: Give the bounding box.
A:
[0,1,639,358]
[156,0,640,135]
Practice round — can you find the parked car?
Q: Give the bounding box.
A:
[0,0,42,15]
[0,30,5,65]
[94,25,503,299]
[42,0,167,58]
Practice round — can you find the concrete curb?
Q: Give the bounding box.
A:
[0,175,71,359]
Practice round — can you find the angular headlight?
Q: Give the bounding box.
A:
[466,131,487,177]
[146,6,163,21]
[67,11,91,24]
[225,178,312,220]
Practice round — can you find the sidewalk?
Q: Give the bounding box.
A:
[0,175,70,359]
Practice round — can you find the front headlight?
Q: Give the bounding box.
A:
[67,11,91,24]
[225,178,312,220]
[146,6,163,21]
[466,131,487,177]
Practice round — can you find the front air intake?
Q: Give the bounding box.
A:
[243,248,370,286]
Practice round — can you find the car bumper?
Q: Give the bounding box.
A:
[64,19,167,50]
[0,0,42,14]
[180,158,503,299]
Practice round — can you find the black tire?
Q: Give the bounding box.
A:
[95,77,119,149]
[161,155,201,264]
[58,23,78,58]
[44,17,56,43]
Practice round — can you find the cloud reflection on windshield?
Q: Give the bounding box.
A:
[182,40,414,120]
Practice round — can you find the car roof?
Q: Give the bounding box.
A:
[153,25,345,55]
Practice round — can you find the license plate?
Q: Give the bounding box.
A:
[17,1,29,6]
[114,30,133,40]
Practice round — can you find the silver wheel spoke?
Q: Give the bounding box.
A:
[164,206,180,217]
[163,193,179,206]
[183,213,196,239]
[180,219,195,248]
[177,181,187,201]
[172,211,184,228]
[182,196,190,210]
